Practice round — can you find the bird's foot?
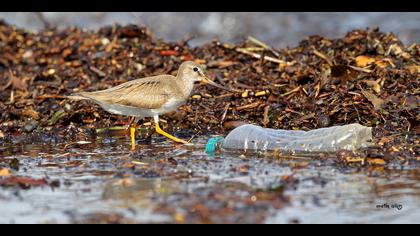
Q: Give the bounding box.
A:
[155,123,189,144]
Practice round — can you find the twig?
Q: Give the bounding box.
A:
[312,48,333,66]
[236,48,286,65]
[10,90,14,103]
[236,101,261,111]
[89,66,106,77]
[348,65,373,73]
[281,86,301,97]
[247,36,280,57]
[213,93,235,99]
[220,102,231,123]
[187,130,201,143]
[352,104,362,122]
[132,161,150,166]
[263,105,270,126]
[242,47,265,52]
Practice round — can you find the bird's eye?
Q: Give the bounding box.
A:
[193,67,199,72]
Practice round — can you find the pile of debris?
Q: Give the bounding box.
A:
[0,21,418,162]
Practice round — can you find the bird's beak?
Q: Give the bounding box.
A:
[199,73,235,92]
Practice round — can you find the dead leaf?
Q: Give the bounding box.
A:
[406,65,420,74]
[362,79,381,93]
[22,108,40,120]
[62,48,72,58]
[9,71,28,91]
[374,60,388,68]
[356,55,376,67]
[12,78,28,91]
[0,168,10,177]
[387,44,411,59]
[367,158,386,165]
[0,176,48,188]
[295,112,316,123]
[390,146,400,152]
[345,156,365,164]
[362,90,385,109]
[404,95,419,110]
[378,137,391,146]
[223,121,249,130]
[159,50,177,56]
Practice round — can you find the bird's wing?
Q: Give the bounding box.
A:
[78,75,175,109]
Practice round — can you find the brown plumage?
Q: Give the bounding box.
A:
[67,61,235,149]
[76,75,180,110]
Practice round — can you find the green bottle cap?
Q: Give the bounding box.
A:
[205,137,225,154]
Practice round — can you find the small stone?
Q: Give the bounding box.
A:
[22,50,33,59]
[47,68,55,75]
[101,38,110,45]
[242,90,249,98]
[23,120,39,133]
[317,115,331,127]
[64,103,72,111]
[134,63,145,72]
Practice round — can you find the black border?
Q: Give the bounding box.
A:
[1,0,419,11]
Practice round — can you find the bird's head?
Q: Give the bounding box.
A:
[178,61,234,92]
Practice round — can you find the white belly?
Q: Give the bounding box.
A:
[151,97,185,115]
[98,97,185,118]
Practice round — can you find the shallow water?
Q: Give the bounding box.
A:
[0,136,419,223]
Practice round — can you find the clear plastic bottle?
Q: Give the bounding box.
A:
[206,123,372,154]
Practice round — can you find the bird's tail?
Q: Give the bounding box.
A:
[66,92,91,101]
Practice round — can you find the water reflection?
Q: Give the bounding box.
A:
[0,137,419,223]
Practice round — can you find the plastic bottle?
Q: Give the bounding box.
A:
[205,123,372,154]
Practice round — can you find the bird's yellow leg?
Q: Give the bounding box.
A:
[130,124,136,151]
[154,115,188,144]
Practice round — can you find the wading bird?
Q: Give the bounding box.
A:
[68,61,234,150]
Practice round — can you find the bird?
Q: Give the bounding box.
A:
[67,61,234,150]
